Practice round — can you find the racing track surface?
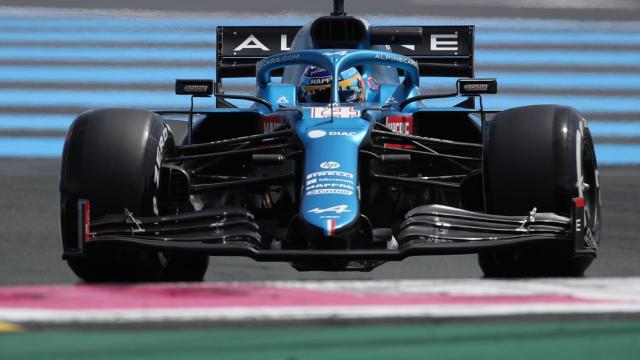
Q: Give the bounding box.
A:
[1,159,638,284]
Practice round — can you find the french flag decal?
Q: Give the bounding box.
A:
[325,219,336,236]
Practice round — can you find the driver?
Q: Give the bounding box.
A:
[298,66,365,104]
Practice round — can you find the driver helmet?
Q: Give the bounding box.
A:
[299,66,365,103]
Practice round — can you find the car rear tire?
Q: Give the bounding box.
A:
[479,105,601,277]
[60,108,208,282]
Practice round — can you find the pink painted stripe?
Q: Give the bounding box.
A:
[0,284,614,310]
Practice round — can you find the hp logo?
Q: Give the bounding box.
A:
[320,161,340,169]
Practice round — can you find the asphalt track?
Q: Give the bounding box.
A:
[0,158,638,284]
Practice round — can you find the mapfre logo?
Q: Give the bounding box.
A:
[320,161,340,169]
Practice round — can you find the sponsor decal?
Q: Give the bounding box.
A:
[315,177,353,184]
[322,50,348,56]
[308,205,351,214]
[306,183,354,191]
[307,129,358,138]
[307,189,354,196]
[430,34,459,51]
[320,161,340,169]
[374,53,418,67]
[384,96,398,105]
[276,95,289,105]
[367,76,380,91]
[262,115,283,134]
[309,67,328,76]
[233,34,269,52]
[385,116,413,135]
[306,171,354,180]
[280,34,291,51]
[262,118,282,134]
[307,130,327,139]
[152,126,169,216]
[183,85,210,93]
[329,131,357,137]
[305,171,356,196]
[309,77,332,86]
[463,83,489,92]
[257,53,301,67]
[233,34,292,52]
[326,219,336,236]
[385,115,414,150]
[310,107,361,119]
[306,178,353,187]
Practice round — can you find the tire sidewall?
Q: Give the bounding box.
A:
[481,105,601,276]
[60,109,176,281]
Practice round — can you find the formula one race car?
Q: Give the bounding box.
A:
[60,0,601,282]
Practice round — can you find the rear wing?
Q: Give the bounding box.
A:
[216,25,474,83]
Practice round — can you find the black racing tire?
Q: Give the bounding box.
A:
[60,108,208,282]
[479,105,601,277]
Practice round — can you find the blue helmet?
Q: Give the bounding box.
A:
[299,66,364,103]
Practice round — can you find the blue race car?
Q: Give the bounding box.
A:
[59,0,601,281]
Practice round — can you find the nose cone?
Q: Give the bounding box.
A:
[303,167,358,236]
[297,115,369,237]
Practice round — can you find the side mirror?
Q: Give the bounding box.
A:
[175,79,214,97]
[457,78,497,95]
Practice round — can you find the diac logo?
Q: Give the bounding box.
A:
[308,130,327,139]
[320,161,340,169]
[329,131,356,137]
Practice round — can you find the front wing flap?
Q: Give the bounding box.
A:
[64,199,588,262]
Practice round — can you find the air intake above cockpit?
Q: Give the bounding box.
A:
[310,16,367,49]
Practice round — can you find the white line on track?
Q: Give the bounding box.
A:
[4,303,640,324]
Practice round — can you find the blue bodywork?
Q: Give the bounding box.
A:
[59,9,596,279]
[253,49,421,235]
